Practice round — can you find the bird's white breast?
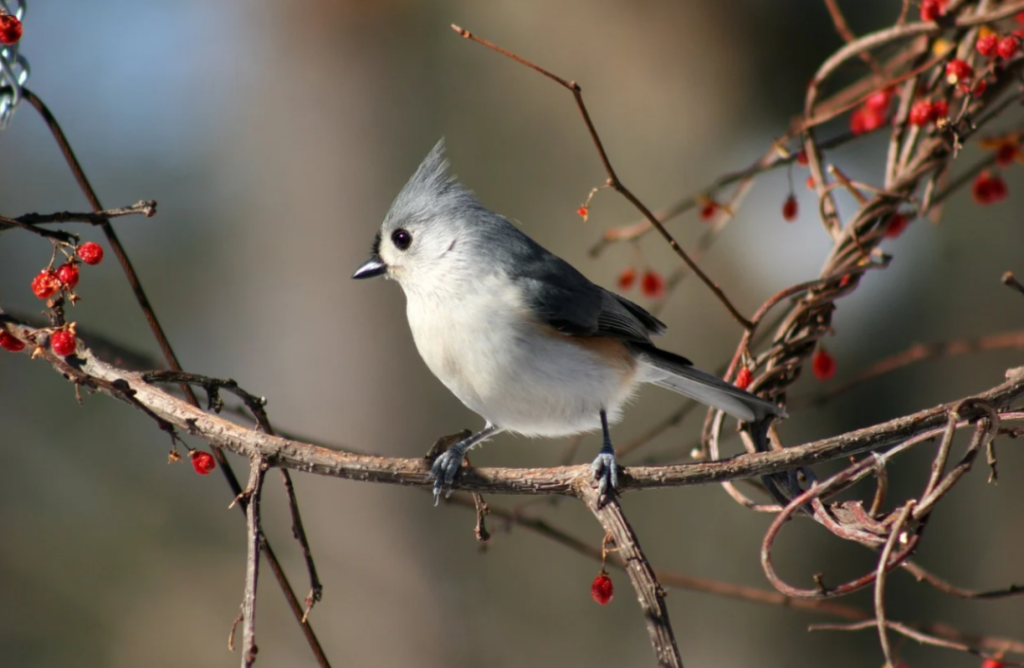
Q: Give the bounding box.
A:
[404,272,637,437]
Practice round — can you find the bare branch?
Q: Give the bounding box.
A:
[241,456,267,668]
[575,482,682,667]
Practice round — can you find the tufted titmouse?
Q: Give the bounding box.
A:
[353,140,785,503]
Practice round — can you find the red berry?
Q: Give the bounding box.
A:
[782,195,798,222]
[977,34,999,57]
[0,330,25,352]
[909,100,934,126]
[972,170,1008,205]
[591,572,614,605]
[932,99,949,119]
[1018,11,1024,27]
[699,200,719,221]
[640,270,665,299]
[618,267,637,290]
[946,59,973,84]
[795,149,808,166]
[50,330,76,357]
[190,450,216,475]
[56,262,80,289]
[735,367,753,390]
[920,0,945,21]
[865,89,892,111]
[0,14,22,45]
[577,206,589,221]
[805,175,816,191]
[981,660,1006,668]
[998,36,1019,59]
[884,213,910,239]
[850,106,885,135]
[77,242,104,265]
[31,270,61,299]
[972,79,988,98]
[812,349,836,381]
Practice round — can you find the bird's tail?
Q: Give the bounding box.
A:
[629,344,786,423]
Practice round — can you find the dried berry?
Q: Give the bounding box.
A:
[31,270,61,299]
[77,242,104,265]
[591,572,614,605]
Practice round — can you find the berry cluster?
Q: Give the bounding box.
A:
[908,99,950,127]
[30,242,104,301]
[976,32,1019,60]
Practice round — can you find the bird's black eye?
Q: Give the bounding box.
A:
[391,228,412,251]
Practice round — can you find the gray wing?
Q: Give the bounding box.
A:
[508,243,668,345]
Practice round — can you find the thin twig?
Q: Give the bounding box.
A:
[16,200,157,225]
[241,456,267,668]
[875,501,915,668]
[279,470,323,621]
[451,24,753,330]
[1003,272,1024,298]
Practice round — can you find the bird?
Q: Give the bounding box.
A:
[353,139,785,504]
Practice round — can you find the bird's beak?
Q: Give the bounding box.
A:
[352,255,387,279]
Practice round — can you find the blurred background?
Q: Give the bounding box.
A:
[1,1,1022,666]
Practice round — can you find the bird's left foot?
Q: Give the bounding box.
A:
[590,449,620,501]
[429,446,466,505]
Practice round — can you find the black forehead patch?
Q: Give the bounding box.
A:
[371,231,382,257]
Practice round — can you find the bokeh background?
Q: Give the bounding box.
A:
[1,1,1022,667]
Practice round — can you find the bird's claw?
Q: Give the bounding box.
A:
[590,451,619,502]
[429,447,466,505]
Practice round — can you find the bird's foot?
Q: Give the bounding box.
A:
[590,449,620,503]
[429,443,467,506]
